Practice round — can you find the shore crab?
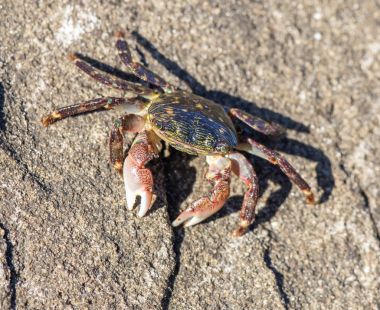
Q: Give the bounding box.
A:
[42,32,314,236]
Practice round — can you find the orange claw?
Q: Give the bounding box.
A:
[172,156,231,228]
[172,197,224,227]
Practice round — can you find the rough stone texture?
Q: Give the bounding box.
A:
[0,1,379,309]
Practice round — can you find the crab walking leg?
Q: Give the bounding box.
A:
[227,152,259,237]
[69,54,153,94]
[123,131,158,217]
[237,138,315,204]
[41,97,145,127]
[115,32,176,93]
[172,156,231,227]
[109,114,145,175]
[229,108,285,137]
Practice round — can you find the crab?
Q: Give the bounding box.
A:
[41,32,314,236]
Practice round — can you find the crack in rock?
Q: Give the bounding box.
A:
[263,248,290,310]
[0,140,52,193]
[358,188,380,245]
[0,223,17,310]
[160,226,183,310]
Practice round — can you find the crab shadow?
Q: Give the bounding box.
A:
[74,33,334,308]
[0,83,5,132]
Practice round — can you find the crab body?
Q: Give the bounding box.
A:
[42,32,315,236]
[146,92,237,155]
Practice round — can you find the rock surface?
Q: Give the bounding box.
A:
[0,1,379,309]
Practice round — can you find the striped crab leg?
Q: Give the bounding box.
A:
[227,152,260,237]
[237,138,315,204]
[41,97,146,127]
[109,114,146,175]
[69,54,154,95]
[115,31,176,93]
[229,108,285,137]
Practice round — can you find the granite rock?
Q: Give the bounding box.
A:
[0,1,379,309]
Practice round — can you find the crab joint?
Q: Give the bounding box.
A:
[41,111,62,127]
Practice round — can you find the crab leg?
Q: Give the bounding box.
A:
[227,152,259,237]
[69,54,153,95]
[237,138,315,204]
[41,97,145,127]
[122,131,159,217]
[229,108,285,137]
[115,32,176,93]
[109,114,146,175]
[172,156,231,227]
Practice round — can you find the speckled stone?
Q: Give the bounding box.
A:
[0,1,379,309]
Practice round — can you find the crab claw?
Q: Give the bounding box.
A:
[125,187,153,217]
[123,152,154,217]
[172,197,224,227]
[125,188,137,211]
[138,191,153,217]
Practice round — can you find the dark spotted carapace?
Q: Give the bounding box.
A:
[147,92,238,155]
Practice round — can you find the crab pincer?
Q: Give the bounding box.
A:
[122,131,158,217]
[172,156,231,228]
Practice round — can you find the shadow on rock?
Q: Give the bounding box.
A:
[0,83,5,132]
[161,151,196,310]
